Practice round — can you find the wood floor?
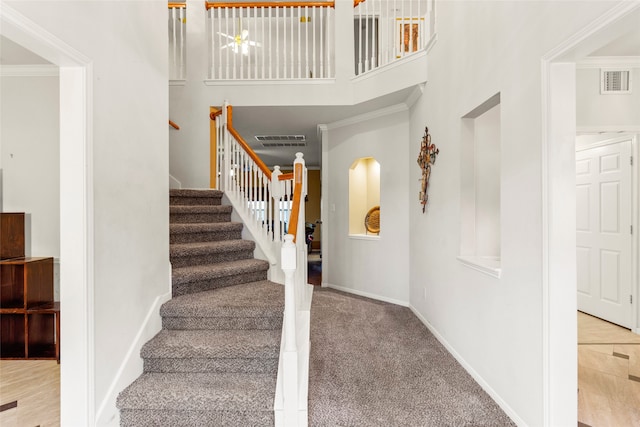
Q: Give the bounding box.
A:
[578,311,640,427]
[0,360,59,427]
[0,311,637,426]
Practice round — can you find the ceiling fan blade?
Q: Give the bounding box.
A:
[216,32,236,41]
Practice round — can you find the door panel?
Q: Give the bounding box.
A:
[576,139,633,328]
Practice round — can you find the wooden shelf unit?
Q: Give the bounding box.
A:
[1,213,25,260]
[0,212,59,361]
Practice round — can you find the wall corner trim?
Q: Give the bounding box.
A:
[325,283,409,307]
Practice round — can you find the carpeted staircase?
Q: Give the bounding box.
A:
[117,189,284,426]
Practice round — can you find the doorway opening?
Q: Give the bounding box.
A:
[0,4,94,425]
[543,2,640,425]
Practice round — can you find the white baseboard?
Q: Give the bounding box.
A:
[169,174,182,189]
[408,305,526,427]
[325,283,409,307]
[95,285,172,426]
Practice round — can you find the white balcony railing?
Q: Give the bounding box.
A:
[168,2,186,80]
[206,2,335,80]
[171,1,435,81]
[354,0,435,75]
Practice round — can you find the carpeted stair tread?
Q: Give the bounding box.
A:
[116,372,276,411]
[170,222,243,244]
[170,240,255,258]
[170,189,223,198]
[170,189,224,207]
[170,222,243,235]
[172,259,269,286]
[119,409,273,427]
[170,205,232,215]
[141,329,280,359]
[143,356,278,374]
[170,205,233,224]
[169,188,224,202]
[161,281,284,318]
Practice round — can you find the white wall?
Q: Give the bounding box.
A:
[577,66,640,128]
[3,1,170,425]
[325,106,410,305]
[407,1,618,426]
[473,105,501,259]
[1,72,61,299]
[0,73,60,260]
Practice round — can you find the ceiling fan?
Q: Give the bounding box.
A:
[218,20,261,55]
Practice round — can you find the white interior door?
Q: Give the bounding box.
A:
[576,138,633,328]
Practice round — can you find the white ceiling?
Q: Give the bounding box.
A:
[2,22,638,168]
[231,87,416,168]
[588,27,640,57]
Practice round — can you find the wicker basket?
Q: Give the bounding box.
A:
[364,206,380,234]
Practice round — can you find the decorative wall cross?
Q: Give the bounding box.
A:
[417,126,439,213]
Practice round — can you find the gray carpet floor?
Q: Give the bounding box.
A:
[308,288,515,427]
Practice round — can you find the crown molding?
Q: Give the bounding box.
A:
[325,103,408,130]
[405,83,425,109]
[0,64,59,77]
[576,56,640,69]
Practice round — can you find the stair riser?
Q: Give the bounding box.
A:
[162,316,283,331]
[170,212,231,224]
[120,410,274,427]
[170,230,242,244]
[143,358,278,374]
[170,196,222,206]
[170,250,254,269]
[172,271,268,297]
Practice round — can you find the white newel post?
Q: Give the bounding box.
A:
[272,166,282,241]
[281,234,298,425]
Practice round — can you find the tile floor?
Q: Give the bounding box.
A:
[578,311,640,427]
[0,311,638,426]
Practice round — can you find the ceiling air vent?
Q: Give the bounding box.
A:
[600,69,631,94]
[255,135,307,147]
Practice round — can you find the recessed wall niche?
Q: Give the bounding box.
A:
[349,157,380,236]
[459,93,502,277]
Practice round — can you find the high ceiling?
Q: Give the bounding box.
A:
[2,22,638,168]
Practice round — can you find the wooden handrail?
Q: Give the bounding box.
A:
[354,0,366,7]
[287,163,304,242]
[210,109,223,120]
[168,2,186,8]
[206,1,334,10]
[278,172,294,181]
[169,120,180,130]
[226,105,272,180]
